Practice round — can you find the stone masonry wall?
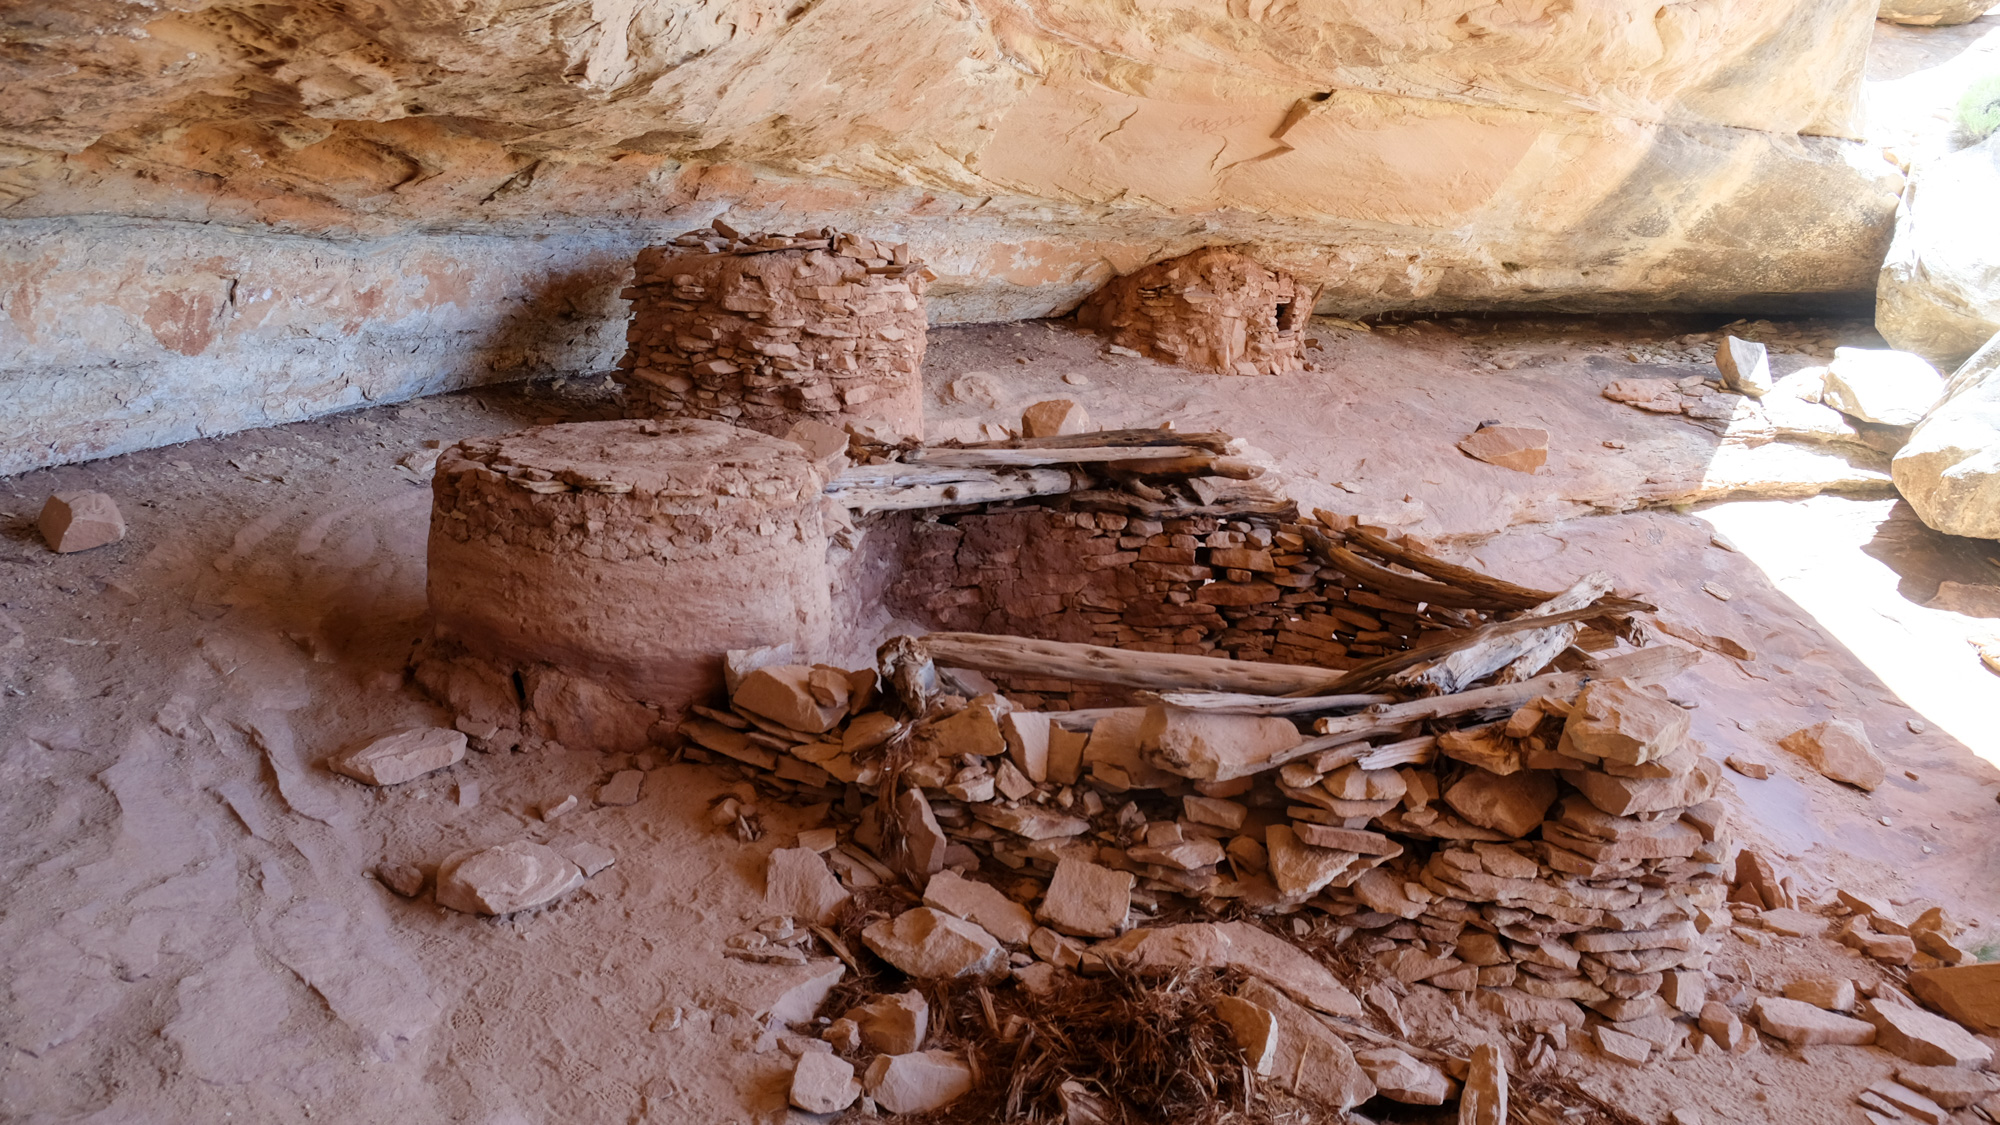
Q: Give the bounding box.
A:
[885,501,1473,709]
[616,226,929,437]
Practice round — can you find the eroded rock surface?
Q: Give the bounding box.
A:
[0,0,1900,472]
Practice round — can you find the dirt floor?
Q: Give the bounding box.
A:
[4,314,2000,1124]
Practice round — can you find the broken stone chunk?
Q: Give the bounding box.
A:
[1865,1080,1950,1125]
[1264,824,1356,899]
[863,1050,973,1115]
[1698,1001,1749,1052]
[1037,857,1133,938]
[329,727,468,786]
[1779,720,1885,791]
[557,840,616,877]
[375,862,424,898]
[38,491,126,554]
[1863,999,1995,1067]
[1821,347,1943,427]
[790,1050,861,1114]
[1594,1024,1651,1067]
[1895,1066,1999,1109]
[1216,994,1280,1074]
[862,907,1002,978]
[1442,768,1559,837]
[924,694,1010,758]
[1354,1045,1452,1105]
[766,847,851,924]
[1753,995,1876,1046]
[435,840,585,915]
[1760,908,1830,938]
[1183,794,1248,831]
[597,768,645,806]
[1292,823,1401,856]
[1020,399,1092,438]
[1558,679,1690,767]
[1137,707,1301,781]
[1562,755,1720,816]
[1784,977,1856,1012]
[1715,335,1773,397]
[733,665,847,734]
[924,870,1034,944]
[1461,1042,1509,1125]
[847,990,929,1055]
[1457,425,1549,474]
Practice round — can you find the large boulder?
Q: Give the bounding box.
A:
[1893,331,2000,539]
[1876,0,1994,25]
[1877,134,2000,370]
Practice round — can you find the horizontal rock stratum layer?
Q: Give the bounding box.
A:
[1,0,1902,472]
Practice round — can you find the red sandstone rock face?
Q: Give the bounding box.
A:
[618,228,927,437]
[0,1,1904,473]
[1076,248,1313,376]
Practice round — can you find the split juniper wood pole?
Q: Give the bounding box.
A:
[948,428,1234,453]
[900,445,1209,468]
[1145,689,1398,715]
[916,632,1358,695]
[1263,645,1702,768]
[825,465,1077,513]
[1387,572,1614,695]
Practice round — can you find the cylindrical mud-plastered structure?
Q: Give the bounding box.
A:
[428,419,832,716]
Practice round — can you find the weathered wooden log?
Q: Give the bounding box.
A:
[1316,594,1652,695]
[1305,531,1506,610]
[918,632,1352,695]
[1146,689,1397,715]
[1315,514,1562,610]
[1271,646,1701,769]
[826,465,1076,513]
[902,445,1207,468]
[1388,572,1614,694]
[950,428,1233,454]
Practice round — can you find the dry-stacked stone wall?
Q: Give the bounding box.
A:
[887,502,1468,710]
[1075,246,1317,376]
[615,224,930,438]
[426,419,834,731]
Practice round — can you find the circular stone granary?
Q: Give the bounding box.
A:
[1075,246,1318,376]
[426,419,833,728]
[615,225,930,439]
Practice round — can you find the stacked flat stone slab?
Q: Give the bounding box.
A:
[424,419,833,729]
[890,506,1469,710]
[616,223,930,438]
[1075,246,1318,376]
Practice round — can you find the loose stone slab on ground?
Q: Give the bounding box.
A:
[329,727,467,785]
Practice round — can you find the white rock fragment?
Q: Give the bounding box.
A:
[435,841,585,915]
[864,1050,973,1114]
[1036,858,1133,938]
[924,870,1034,944]
[1821,347,1943,427]
[790,1050,861,1114]
[862,907,1002,977]
[1715,335,1772,397]
[848,990,928,1055]
[38,491,126,553]
[596,769,645,806]
[558,840,616,877]
[1779,720,1885,791]
[329,727,467,786]
[766,847,851,925]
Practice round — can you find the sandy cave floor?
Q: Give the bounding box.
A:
[4,315,2000,1124]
